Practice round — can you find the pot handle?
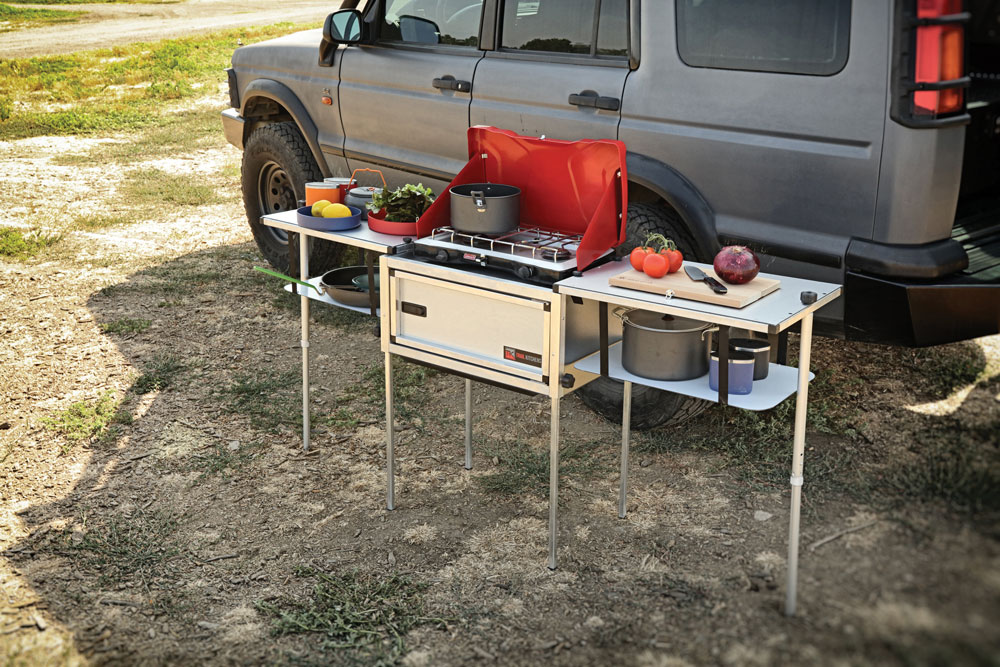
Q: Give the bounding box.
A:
[471,190,486,213]
[612,306,629,323]
[701,326,719,341]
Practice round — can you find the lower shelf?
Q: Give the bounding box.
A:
[283,278,379,316]
[572,342,812,411]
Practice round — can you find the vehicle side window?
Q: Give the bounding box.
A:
[382,0,485,47]
[501,0,628,59]
[675,0,851,76]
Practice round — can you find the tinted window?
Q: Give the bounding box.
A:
[501,0,628,58]
[675,0,851,76]
[382,0,484,47]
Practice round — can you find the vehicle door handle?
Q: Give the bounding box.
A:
[569,91,620,111]
[433,76,471,93]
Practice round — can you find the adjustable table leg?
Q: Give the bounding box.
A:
[618,380,632,519]
[299,233,311,452]
[386,352,395,511]
[785,313,813,616]
[464,379,473,470]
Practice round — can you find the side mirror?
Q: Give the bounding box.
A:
[319,9,362,67]
[325,9,363,44]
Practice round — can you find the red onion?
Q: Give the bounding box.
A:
[713,245,760,284]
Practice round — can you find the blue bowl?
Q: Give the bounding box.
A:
[296,205,363,231]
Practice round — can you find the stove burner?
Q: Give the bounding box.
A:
[430,226,581,264]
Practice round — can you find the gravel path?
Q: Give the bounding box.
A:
[0,0,341,59]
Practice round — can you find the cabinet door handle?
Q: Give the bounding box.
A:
[433,76,472,92]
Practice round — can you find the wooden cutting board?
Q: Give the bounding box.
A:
[609,265,780,308]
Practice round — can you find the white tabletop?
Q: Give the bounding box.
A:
[261,210,412,254]
[556,259,842,334]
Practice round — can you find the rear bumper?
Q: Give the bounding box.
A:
[221,108,244,149]
[844,272,1000,346]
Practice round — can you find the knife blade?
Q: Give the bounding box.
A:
[683,265,728,294]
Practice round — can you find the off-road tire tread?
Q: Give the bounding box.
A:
[242,122,344,273]
[580,200,712,430]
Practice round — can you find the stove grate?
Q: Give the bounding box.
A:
[429,226,583,263]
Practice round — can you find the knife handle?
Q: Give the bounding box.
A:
[704,276,728,294]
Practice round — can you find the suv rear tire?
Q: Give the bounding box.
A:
[241,122,346,273]
[577,201,712,430]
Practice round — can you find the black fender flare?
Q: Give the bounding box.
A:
[626,152,719,259]
[240,79,330,178]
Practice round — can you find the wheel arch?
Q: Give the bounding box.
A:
[626,152,720,260]
[240,79,330,178]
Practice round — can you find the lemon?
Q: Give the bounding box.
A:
[311,200,332,216]
[322,202,353,218]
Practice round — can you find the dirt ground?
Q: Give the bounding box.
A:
[1,65,999,667]
[0,0,340,59]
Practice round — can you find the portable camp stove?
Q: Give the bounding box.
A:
[413,225,611,286]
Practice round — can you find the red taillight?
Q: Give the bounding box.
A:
[913,0,965,115]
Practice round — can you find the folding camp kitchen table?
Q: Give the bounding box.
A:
[260,209,410,452]
[553,259,841,616]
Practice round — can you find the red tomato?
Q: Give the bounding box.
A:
[629,246,652,271]
[660,247,684,273]
[642,252,668,278]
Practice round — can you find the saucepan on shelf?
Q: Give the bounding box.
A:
[613,308,718,381]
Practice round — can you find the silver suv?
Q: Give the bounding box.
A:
[223,0,1000,425]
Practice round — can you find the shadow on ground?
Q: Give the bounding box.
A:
[4,240,999,665]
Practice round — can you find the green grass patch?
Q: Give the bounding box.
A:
[0,226,60,259]
[123,168,223,206]
[72,509,182,587]
[100,263,224,298]
[6,0,176,4]
[476,438,609,497]
[336,360,437,423]
[73,211,140,229]
[220,369,300,431]
[42,391,119,452]
[0,4,83,33]
[0,22,320,139]
[133,353,184,393]
[100,317,151,335]
[257,568,448,664]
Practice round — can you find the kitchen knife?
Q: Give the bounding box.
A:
[683,265,728,294]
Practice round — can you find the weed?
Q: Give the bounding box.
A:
[42,392,118,452]
[0,227,61,259]
[123,168,223,206]
[257,568,448,664]
[189,442,260,480]
[879,422,1000,514]
[219,370,300,431]
[100,317,151,335]
[134,353,184,393]
[72,509,182,588]
[476,438,609,497]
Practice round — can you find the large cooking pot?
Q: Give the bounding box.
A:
[615,308,718,381]
[449,183,520,235]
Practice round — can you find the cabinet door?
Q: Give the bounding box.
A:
[470,0,629,141]
[338,0,487,188]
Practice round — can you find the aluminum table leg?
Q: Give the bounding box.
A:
[548,390,560,570]
[464,379,473,470]
[785,313,813,616]
[386,352,395,511]
[299,233,311,452]
[618,380,632,519]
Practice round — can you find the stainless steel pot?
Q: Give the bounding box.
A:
[615,308,718,381]
[449,183,520,235]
